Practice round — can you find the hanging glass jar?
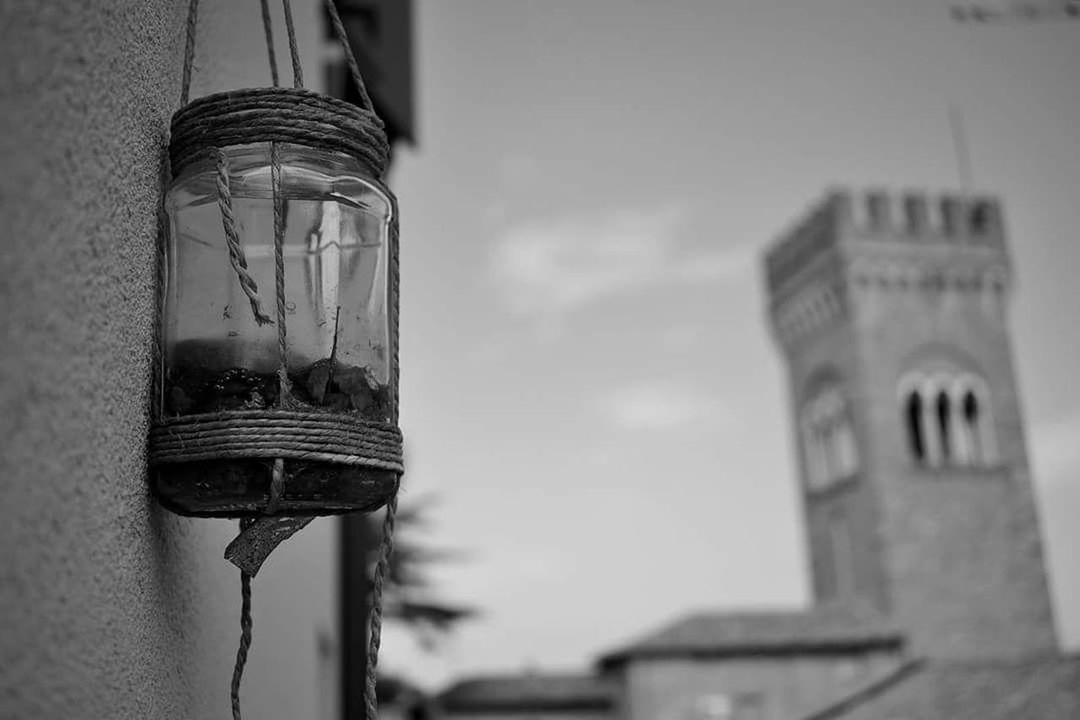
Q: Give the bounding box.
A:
[149,88,402,517]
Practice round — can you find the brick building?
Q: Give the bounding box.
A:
[435,189,1080,720]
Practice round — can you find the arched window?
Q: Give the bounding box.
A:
[835,420,858,477]
[803,385,859,491]
[970,200,994,235]
[961,390,982,463]
[906,391,924,462]
[936,390,952,462]
[899,371,995,469]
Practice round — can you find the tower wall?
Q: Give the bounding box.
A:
[767,189,1059,660]
[769,248,890,613]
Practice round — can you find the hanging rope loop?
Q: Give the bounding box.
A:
[324,0,376,112]
[213,148,274,325]
[179,0,200,106]
[259,0,281,87]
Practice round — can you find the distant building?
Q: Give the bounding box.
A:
[439,672,616,720]
[323,0,416,148]
[434,189,1080,720]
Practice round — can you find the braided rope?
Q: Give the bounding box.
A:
[269,4,291,515]
[322,4,401,714]
[233,4,275,712]
[149,411,404,469]
[265,459,286,515]
[152,136,173,420]
[179,0,200,106]
[259,0,280,87]
[364,206,402,720]
[365,494,398,720]
[231,565,254,720]
[214,149,273,326]
[269,141,293,403]
[324,0,375,113]
[171,88,389,180]
[389,214,401,428]
[281,0,304,88]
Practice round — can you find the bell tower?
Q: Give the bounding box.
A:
[764,188,1058,659]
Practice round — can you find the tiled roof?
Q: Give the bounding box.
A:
[596,605,903,668]
[804,655,1080,720]
[437,673,615,713]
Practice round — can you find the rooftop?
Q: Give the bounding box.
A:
[596,604,904,669]
[804,655,1080,720]
[437,672,616,713]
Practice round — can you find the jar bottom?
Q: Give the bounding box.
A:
[151,459,397,517]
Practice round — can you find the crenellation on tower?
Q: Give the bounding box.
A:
[768,189,1007,303]
[902,192,930,234]
[840,188,1005,243]
[765,191,845,299]
[768,189,1014,350]
[865,189,892,230]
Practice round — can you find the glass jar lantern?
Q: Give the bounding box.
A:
[150,88,402,517]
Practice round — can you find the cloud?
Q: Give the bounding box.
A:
[604,381,728,432]
[488,205,753,325]
[659,324,705,354]
[482,152,541,227]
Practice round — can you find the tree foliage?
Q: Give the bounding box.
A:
[363,495,477,650]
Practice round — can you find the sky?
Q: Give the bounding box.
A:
[196,0,1080,691]
[379,0,1080,687]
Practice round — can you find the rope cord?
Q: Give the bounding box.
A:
[365,208,401,720]
[265,459,286,515]
[274,0,301,413]
[179,0,200,106]
[152,132,173,422]
[321,5,403,711]
[282,0,304,88]
[230,3,290,714]
[214,149,273,325]
[231,518,256,720]
[269,140,292,405]
[259,0,280,87]
[324,0,375,113]
[365,493,398,720]
[230,570,253,720]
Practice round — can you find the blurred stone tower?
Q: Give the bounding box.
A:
[764,189,1058,660]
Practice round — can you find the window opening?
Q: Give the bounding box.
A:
[906,391,924,462]
[936,390,952,462]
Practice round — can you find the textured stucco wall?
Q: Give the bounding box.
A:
[0,2,339,718]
